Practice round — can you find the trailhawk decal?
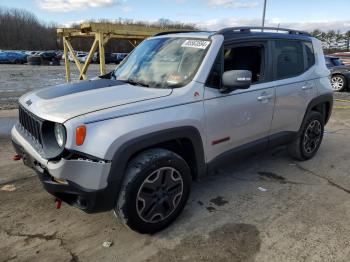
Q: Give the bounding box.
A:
[181,40,210,49]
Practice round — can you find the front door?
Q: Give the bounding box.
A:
[204,41,275,163]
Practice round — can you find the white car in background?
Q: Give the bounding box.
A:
[77,53,88,63]
[68,51,88,63]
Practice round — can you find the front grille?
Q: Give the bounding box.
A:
[18,105,43,145]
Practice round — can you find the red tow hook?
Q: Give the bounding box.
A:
[12,154,22,161]
[55,198,62,209]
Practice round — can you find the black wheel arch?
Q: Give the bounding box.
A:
[299,93,333,133]
[107,126,206,205]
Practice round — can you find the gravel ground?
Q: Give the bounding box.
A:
[0,63,116,110]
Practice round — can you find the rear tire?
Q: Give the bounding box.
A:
[331,74,346,91]
[115,148,192,234]
[288,111,324,161]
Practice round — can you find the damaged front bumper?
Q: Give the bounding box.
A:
[11,125,116,213]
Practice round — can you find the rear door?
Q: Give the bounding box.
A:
[270,40,317,135]
[204,41,275,162]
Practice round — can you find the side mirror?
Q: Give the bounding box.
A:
[220,70,252,93]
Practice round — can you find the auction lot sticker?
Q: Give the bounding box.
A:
[181,40,210,49]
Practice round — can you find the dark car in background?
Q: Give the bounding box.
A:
[27,51,61,65]
[0,51,27,64]
[92,52,128,64]
[325,55,350,91]
[116,53,128,63]
[92,52,117,64]
[39,51,61,63]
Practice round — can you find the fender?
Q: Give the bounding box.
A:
[107,126,206,200]
[331,70,350,78]
[300,93,333,131]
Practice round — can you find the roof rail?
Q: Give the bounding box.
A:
[153,30,200,36]
[217,26,311,36]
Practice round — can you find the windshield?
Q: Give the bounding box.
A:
[331,58,344,66]
[112,37,211,88]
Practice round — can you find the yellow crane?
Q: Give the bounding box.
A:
[57,22,191,82]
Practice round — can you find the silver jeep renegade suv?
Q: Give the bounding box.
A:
[12,27,333,234]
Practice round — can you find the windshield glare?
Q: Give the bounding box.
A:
[113,37,211,88]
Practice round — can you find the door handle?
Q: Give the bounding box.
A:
[257,93,273,101]
[301,85,313,90]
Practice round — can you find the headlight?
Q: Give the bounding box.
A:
[54,123,66,147]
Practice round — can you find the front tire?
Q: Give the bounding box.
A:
[331,74,346,91]
[288,111,324,161]
[115,148,192,234]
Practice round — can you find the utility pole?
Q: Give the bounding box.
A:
[261,0,267,31]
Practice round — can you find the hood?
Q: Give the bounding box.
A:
[19,79,172,123]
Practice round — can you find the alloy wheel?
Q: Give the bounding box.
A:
[303,120,322,154]
[136,167,183,223]
[331,76,344,91]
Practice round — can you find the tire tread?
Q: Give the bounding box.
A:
[115,148,191,234]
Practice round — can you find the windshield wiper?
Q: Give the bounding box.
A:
[122,78,149,87]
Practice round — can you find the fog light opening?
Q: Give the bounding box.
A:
[77,196,87,208]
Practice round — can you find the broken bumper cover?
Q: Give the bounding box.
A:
[340,71,350,88]
[37,170,116,213]
[11,126,116,213]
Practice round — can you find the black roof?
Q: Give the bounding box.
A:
[154,30,201,36]
[154,26,313,42]
[221,32,313,42]
[216,27,312,42]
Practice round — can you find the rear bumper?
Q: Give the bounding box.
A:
[341,72,350,89]
[11,127,116,213]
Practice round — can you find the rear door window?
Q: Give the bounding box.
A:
[304,41,315,69]
[273,40,304,80]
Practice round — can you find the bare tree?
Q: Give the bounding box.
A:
[0,7,197,52]
[310,29,322,38]
[345,31,350,51]
[0,7,59,50]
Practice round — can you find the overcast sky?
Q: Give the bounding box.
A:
[2,0,350,32]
